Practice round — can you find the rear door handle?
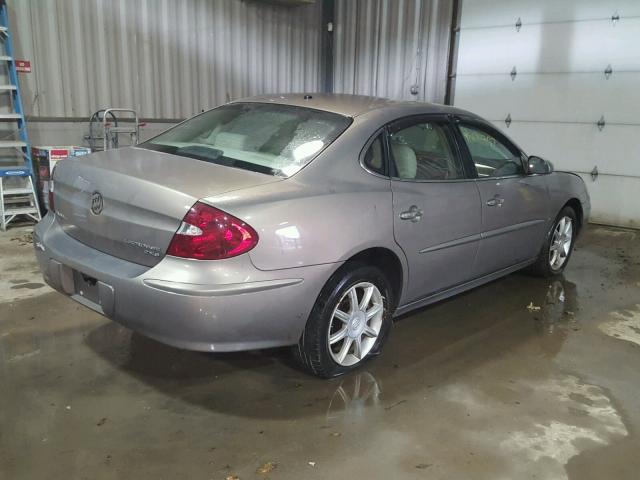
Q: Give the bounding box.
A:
[486,195,505,207]
[400,205,423,222]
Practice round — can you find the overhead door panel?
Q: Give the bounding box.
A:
[454,0,640,228]
[498,123,640,178]
[457,19,640,75]
[576,174,640,227]
[457,73,640,124]
[460,0,640,29]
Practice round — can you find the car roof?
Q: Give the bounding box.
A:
[234,93,476,119]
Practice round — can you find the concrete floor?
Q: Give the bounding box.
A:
[1,224,639,480]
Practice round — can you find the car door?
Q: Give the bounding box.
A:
[387,115,482,304]
[454,120,549,277]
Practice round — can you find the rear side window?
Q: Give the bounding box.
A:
[363,135,385,175]
[389,121,464,181]
[459,124,524,177]
[141,103,351,177]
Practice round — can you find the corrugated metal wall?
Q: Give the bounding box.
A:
[9,0,322,119]
[333,0,453,103]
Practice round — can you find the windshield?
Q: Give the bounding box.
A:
[140,103,351,177]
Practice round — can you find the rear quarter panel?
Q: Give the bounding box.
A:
[208,177,399,271]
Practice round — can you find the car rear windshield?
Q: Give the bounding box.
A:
[140,102,351,177]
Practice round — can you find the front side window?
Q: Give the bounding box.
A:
[459,124,524,177]
[389,121,464,181]
[141,103,351,177]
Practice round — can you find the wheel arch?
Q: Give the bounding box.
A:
[341,247,405,310]
[563,198,584,232]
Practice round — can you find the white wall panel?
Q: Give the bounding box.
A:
[460,0,640,29]
[457,18,640,75]
[457,73,640,124]
[493,122,640,178]
[455,0,640,228]
[576,174,640,228]
[333,0,453,103]
[9,0,322,119]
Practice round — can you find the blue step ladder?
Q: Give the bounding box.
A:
[0,0,41,231]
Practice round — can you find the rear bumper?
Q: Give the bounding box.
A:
[34,213,337,352]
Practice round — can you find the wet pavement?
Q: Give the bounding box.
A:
[0,226,51,303]
[1,225,639,479]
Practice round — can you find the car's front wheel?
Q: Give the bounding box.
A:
[529,206,578,277]
[293,264,393,378]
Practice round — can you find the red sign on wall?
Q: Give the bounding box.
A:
[15,60,31,73]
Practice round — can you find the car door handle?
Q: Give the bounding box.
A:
[486,196,505,207]
[400,205,423,222]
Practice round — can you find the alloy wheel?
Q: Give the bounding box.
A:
[327,282,384,367]
[549,216,573,270]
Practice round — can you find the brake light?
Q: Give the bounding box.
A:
[167,202,258,260]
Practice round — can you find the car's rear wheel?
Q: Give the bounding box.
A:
[529,206,578,277]
[293,264,393,378]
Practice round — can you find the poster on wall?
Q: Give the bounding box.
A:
[15,59,31,73]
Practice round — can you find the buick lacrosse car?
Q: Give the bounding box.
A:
[35,94,590,377]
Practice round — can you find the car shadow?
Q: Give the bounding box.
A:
[85,272,580,421]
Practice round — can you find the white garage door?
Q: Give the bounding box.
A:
[453,0,640,228]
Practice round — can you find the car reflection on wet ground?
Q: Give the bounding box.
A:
[1,225,639,479]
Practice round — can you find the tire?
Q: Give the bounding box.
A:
[528,206,578,277]
[293,263,394,378]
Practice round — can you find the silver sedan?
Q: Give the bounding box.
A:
[35,94,590,377]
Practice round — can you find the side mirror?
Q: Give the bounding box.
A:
[528,155,554,175]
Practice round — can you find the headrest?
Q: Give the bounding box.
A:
[391,142,417,179]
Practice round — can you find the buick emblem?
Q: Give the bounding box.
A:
[90,191,104,215]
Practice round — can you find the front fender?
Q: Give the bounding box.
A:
[546,171,591,224]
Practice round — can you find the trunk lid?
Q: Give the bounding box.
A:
[53,147,281,266]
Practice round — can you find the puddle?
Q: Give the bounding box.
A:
[10,283,46,290]
[522,278,582,358]
[7,349,41,363]
[325,371,382,420]
[532,279,580,335]
[441,374,627,480]
[599,305,640,347]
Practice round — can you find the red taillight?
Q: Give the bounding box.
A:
[166,202,258,260]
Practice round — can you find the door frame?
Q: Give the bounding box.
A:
[450,115,551,275]
[449,114,529,180]
[359,113,481,183]
[382,113,483,303]
[386,113,478,182]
